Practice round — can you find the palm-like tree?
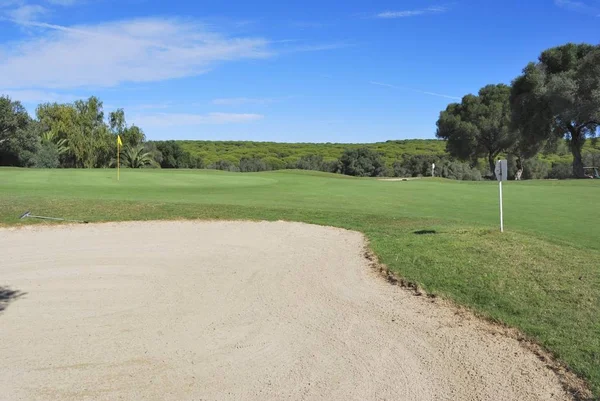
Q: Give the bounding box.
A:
[41,131,69,155]
[120,144,159,168]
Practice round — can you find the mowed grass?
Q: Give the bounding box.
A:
[1,168,599,398]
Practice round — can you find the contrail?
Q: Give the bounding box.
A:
[369,81,461,100]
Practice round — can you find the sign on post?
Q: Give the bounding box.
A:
[495,160,507,232]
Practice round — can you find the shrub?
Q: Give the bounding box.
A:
[321,159,342,173]
[521,159,550,180]
[263,156,285,171]
[239,157,267,172]
[209,160,239,171]
[339,148,385,177]
[153,141,189,168]
[548,162,572,179]
[34,141,60,168]
[296,154,324,171]
[439,160,482,181]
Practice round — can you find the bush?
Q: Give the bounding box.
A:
[263,156,285,171]
[339,148,385,177]
[439,161,483,181]
[209,160,239,171]
[321,159,342,173]
[392,161,410,178]
[34,141,60,168]
[521,159,550,179]
[583,151,600,168]
[296,154,324,171]
[239,157,267,172]
[548,162,572,179]
[153,141,189,168]
[143,142,163,166]
[187,154,204,169]
[393,154,448,178]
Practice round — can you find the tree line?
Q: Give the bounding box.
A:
[436,43,599,179]
[1,42,598,179]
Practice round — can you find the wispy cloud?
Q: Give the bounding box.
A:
[212,97,277,106]
[0,0,79,21]
[554,0,600,14]
[6,4,46,21]
[0,89,83,103]
[0,18,272,89]
[369,81,461,100]
[131,112,264,128]
[376,6,448,19]
[45,0,80,5]
[283,42,353,53]
[1,17,348,91]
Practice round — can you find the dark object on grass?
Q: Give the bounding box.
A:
[414,230,437,235]
[19,211,89,224]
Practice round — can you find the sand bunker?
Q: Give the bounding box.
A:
[0,221,569,400]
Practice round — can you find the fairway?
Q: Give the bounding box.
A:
[1,168,599,398]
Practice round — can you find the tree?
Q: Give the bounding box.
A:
[109,109,145,148]
[37,97,113,168]
[41,131,69,155]
[339,148,385,177]
[34,131,69,168]
[0,96,38,166]
[153,140,190,168]
[119,144,159,168]
[436,84,515,178]
[511,43,600,177]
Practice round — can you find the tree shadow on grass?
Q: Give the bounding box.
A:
[0,286,25,313]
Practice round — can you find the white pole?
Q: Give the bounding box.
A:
[499,181,504,233]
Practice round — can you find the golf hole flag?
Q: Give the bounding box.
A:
[117,135,122,181]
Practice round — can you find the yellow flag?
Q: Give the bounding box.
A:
[117,135,123,146]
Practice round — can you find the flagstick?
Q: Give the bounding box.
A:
[117,142,120,181]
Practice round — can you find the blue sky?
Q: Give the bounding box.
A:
[0,0,598,142]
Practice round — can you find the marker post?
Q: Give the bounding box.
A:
[495,160,508,233]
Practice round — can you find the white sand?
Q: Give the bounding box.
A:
[0,221,569,400]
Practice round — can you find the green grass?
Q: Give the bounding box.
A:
[1,168,599,398]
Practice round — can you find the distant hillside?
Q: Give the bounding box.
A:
[180,139,447,168]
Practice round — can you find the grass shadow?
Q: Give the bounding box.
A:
[413,230,437,235]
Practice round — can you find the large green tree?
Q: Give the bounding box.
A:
[436,84,515,178]
[37,97,113,168]
[511,43,600,178]
[0,96,38,166]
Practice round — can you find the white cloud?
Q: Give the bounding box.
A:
[376,6,448,19]
[369,81,461,100]
[212,97,275,106]
[0,89,83,103]
[131,112,264,127]
[0,18,272,89]
[6,4,47,21]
